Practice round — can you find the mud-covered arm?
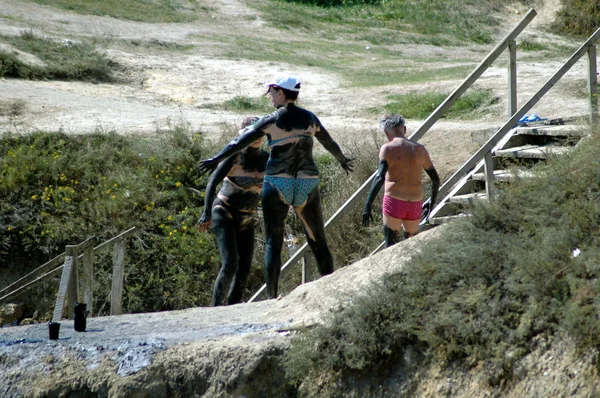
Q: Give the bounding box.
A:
[314,120,353,174]
[197,156,236,232]
[362,159,388,226]
[422,166,440,221]
[199,115,272,174]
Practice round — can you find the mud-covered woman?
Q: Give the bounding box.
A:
[199,75,353,299]
[197,117,269,306]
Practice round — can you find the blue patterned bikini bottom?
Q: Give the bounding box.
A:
[263,176,319,207]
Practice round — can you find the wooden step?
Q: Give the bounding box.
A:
[448,192,488,204]
[494,144,572,159]
[472,169,534,182]
[430,213,471,225]
[515,125,588,137]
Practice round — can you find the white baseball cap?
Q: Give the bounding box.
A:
[265,75,301,92]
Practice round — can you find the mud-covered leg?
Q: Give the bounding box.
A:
[211,206,238,306]
[262,182,289,299]
[384,225,401,248]
[227,223,255,305]
[295,187,334,276]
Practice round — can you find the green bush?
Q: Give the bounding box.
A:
[553,0,600,37]
[1,124,380,317]
[0,126,223,315]
[0,32,115,82]
[285,128,600,391]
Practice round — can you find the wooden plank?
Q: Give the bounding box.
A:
[588,45,598,125]
[495,145,571,159]
[472,169,535,181]
[52,256,74,323]
[508,39,518,116]
[515,125,588,136]
[110,239,125,315]
[410,9,537,142]
[369,241,386,257]
[82,246,94,317]
[66,246,79,320]
[448,192,488,204]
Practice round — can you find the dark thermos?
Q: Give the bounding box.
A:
[74,303,87,332]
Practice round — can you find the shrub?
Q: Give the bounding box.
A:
[553,0,600,37]
[285,127,600,391]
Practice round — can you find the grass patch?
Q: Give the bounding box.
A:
[377,89,498,119]
[0,31,115,81]
[284,127,600,392]
[518,39,550,52]
[252,0,503,44]
[0,100,26,117]
[213,33,472,87]
[25,0,208,23]
[201,95,274,113]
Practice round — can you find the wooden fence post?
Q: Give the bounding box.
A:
[588,44,598,125]
[484,151,496,201]
[301,251,313,284]
[66,245,79,320]
[110,238,125,315]
[508,39,517,117]
[82,245,94,317]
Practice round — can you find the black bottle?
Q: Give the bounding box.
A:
[73,303,87,332]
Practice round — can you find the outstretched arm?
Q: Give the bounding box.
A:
[197,156,236,232]
[199,115,272,174]
[422,166,440,221]
[362,159,388,226]
[314,120,353,174]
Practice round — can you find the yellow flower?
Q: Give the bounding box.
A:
[175,181,182,187]
[113,183,118,187]
[31,195,38,200]
[111,195,116,199]
[7,226,12,231]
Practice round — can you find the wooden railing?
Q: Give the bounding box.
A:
[249,9,538,302]
[0,227,137,320]
[428,26,600,221]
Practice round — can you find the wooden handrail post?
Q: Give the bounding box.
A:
[508,39,518,116]
[82,245,94,317]
[301,251,313,284]
[110,238,125,315]
[65,245,79,320]
[588,44,598,125]
[484,152,496,201]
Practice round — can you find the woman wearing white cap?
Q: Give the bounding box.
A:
[200,74,353,299]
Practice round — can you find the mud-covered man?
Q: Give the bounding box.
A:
[362,114,440,247]
[197,117,269,306]
[200,75,353,299]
